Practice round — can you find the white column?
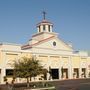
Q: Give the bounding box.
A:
[50,26,52,32]
[79,68,82,78]
[47,56,51,80]
[60,56,64,80]
[59,56,62,80]
[47,72,50,80]
[68,56,72,79]
[0,69,1,83]
[46,25,48,32]
[1,52,6,84]
[79,57,82,78]
[86,68,88,78]
[37,27,39,33]
[86,58,89,78]
[79,58,82,78]
[1,68,6,84]
[41,25,43,32]
[68,68,73,79]
[59,68,61,79]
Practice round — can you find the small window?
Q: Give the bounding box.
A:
[53,41,56,46]
[38,26,40,32]
[6,69,14,76]
[48,25,50,32]
[43,25,45,31]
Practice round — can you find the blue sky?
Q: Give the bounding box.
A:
[0,0,90,50]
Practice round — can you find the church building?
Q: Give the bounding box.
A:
[0,13,90,83]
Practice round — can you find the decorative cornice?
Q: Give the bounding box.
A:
[32,32,58,38]
[37,19,53,27]
[0,42,21,46]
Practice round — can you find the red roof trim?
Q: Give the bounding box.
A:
[21,36,55,50]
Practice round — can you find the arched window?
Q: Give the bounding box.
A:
[48,25,50,32]
[38,26,40,32]
[43,25,45,31]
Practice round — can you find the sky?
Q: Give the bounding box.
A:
[0,0,90,51]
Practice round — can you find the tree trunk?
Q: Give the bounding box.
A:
[30,77,31,81]
[27,77,29,87]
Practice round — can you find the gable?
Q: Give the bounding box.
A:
[34,37,73,51]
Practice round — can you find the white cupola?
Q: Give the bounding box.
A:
[37,11,53,33]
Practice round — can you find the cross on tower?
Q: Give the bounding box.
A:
[42,11,46,20]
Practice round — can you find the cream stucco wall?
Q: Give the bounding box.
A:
[0,43,90,83]
[72,56,80,68]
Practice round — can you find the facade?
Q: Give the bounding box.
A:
[0,16,90,83]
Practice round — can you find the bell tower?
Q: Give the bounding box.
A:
[28,12,58,45]
[22,12,59,49]
[37,11,53,33]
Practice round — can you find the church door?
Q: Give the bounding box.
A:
[51,69,59,79]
